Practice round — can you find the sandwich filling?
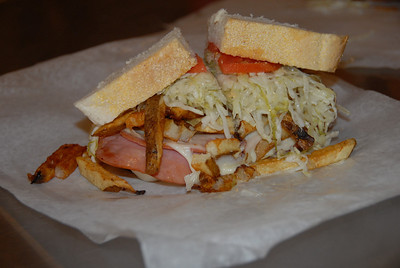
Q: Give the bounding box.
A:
[29,16,351,194]
[91,50,338,191]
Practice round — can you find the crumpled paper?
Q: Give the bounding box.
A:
[1,2,400,267]
[174,0,400,69]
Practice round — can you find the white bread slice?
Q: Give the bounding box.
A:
[208,9,348,72]
[75,28,197,125]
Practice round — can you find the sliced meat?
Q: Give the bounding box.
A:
[96,133,191,185]
[120,129,225,154]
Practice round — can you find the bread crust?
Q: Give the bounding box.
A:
[75,28,197,125]
[208,9,348,72]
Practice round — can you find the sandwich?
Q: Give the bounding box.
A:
[192,9,355,192]
[29,11,356,194]
[74,27,233,191]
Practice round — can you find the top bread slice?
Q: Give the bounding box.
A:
[75,28,197,126]
[208,9,348,72]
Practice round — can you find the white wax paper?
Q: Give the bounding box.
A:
[174,0,400,69]
[1,6,400,267]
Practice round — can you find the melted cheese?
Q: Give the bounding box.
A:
[164,140,200,191]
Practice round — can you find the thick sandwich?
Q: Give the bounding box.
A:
[194,9,355,191]
[28,28,201,193]
[30,13,355,194]
[74,12,355,193]
[74,27,234,191]
[189,9,356,191]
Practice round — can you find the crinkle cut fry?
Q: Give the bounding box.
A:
[28,144,87,184]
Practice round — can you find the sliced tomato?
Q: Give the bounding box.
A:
[207,42,220,53]
[187,54,208,73]
[207,42,281,74]
[218,54,281,74]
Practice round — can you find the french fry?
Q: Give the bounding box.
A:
[306,138,357,170]
[194,165,257,192]
[250,157,299,175]
[191,153,213,175]
[254,139,275,161]
[125,111,145,129]
[191,153,221,177]
[164,118,195,142]
[237,120,256,139]
[93,109,136,137]
[194,116,235,134]
[76,156,145,195]
[195,172,237,193]
[206,138,241,157]
[179,124,196,142]
[166,106,201,120]
[251,138,357,175]
[28,144,87,184]
[206,157,221,177]
[144,94,166,175]
[163,118,181,141]
[281,113,314,151]
[194,138,356,192]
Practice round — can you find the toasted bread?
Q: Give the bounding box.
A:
[75,28,197,125]
[208,9,347,72]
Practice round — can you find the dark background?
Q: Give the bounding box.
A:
[1,0,399,100]
[0,0,217,75]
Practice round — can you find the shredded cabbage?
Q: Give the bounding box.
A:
[163,72,231,137]
[216,66,338,156]
[163,64,338,168]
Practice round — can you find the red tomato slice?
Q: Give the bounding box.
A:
[187,54,208,73]
[218,54,281,74]
[207,42,281,74]
[207,42,220,53]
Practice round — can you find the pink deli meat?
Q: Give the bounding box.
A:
[96,133,191,184]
